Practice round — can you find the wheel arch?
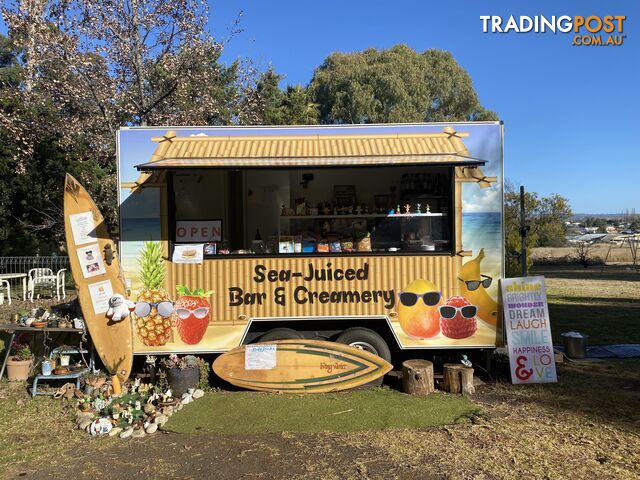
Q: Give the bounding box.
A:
[239,315,402,351]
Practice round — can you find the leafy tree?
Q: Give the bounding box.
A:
[256,69,318,125]
[0,1,261,253]
[0,35,114,253]
[256,69,287,125]
[583,217,607,232]
[535,194,573,247]
[309,45,497,124]
[504,184,539,277]
[280,86,319,125]
[504,182,573,276]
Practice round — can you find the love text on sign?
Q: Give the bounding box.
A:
[501,276,557,384]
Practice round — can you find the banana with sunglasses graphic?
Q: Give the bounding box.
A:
[459,248,499,327]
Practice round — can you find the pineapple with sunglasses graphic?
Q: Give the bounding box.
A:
[135,241,173,347]
[397,279,442,339]
[174,285,213,345]
[459,248,499,327]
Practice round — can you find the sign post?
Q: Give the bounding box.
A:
[501,276,557,384]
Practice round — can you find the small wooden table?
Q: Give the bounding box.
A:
[0,324,86,380]
[0,273,28,301]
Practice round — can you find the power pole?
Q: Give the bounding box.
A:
[520,186,530,277]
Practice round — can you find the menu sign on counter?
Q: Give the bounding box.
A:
[501,276,557,384]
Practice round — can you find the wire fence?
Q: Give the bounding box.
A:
[0,257,74,299]
[0,256,70,275]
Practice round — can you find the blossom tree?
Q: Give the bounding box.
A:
[0,0,259,248]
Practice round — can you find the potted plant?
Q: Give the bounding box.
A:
[18,308,28,321]
[56,347,71,367]
[49,351,59,368]
[6,343,33,381]
[160,354,200,397]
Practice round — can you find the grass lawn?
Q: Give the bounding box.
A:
[165,388,481,434]
[0,382,89,473]
[531,264,640,344]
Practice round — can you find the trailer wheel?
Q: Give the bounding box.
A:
[336,328,391,387]
[258,327,303,342]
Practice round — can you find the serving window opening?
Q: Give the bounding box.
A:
[170,165,455,257]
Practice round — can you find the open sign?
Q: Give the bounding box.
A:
[176,220,222,242]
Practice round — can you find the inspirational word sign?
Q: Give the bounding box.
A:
[501,276,557,384]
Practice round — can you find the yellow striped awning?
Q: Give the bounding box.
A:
[135,127,486,170]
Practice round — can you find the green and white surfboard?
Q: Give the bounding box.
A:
[213,339,393,393]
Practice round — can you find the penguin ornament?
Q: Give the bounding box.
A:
[106,294,135,322]
[397,279,442,339]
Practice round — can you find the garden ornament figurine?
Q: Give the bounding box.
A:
[162,389,173,402]
[105,294,135,322]
[460,354,472,368]
[147,391,159,404]
[53,382,84,400]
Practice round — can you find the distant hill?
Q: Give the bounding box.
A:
[571,213,632,221]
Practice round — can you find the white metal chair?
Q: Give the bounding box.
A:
[56,268,67,301]
[0,280,11,305]
[27,268,55,302]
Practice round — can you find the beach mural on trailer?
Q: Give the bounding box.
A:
[118,123,503,353]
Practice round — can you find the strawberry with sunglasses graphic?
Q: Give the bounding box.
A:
[439,296,478,339]
[174,285,214,345]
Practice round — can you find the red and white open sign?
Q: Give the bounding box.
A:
[176,220,222,243]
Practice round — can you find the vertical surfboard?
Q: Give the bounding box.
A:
[63,174,133,382]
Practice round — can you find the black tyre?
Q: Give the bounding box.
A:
[335,327,392,387]
[258,327,303,342]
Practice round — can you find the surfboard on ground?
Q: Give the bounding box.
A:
[213,339,393,393]
[63,174,133,382]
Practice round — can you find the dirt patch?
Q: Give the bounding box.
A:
[5,360,640,480]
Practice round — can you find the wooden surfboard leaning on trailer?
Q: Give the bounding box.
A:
[63,174,133,390]
[213,339,393,393]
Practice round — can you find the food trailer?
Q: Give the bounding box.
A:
[118,122,504,362]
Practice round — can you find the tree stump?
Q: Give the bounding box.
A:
[443,363,475,394]
[402,360,434,396]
